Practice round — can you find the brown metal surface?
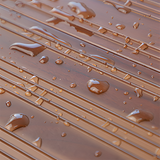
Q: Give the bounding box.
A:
[0,0,160,160]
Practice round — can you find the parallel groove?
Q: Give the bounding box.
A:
[1,58,159,137]
[1,66,159,149]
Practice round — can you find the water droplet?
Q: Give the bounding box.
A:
[125,36,130,43]
[123,74,131,80]
[31,115,34,119]
[132,48,139,54]
[101,121,110,127]
[127,109,153,123]
[35,98,43,105]
[15,1,24,7]
[112,32,118,36]
[116,24,125,30]
[70,83,76,88]
[90,54,115,65]
[149,42,155,45]
[80,43,85,47]
[124,92,129,95]
[123,44,127,48]
[69,23,93,36]
[155,148,160,156]
[32,137,42,147]
[0,87,5,94]
[79,53,85,58]
[10,43,45,57]
[79,18,84,23]
[98,26,107,34]
[112,127,118,133]
[111,67,117,72]
[137,71,141,75]
[132,64,136,67]
[64,49,71,54]
[61,132,66,137]
[134,88,143,98]
[123,101,127,104]
[153,96,158,102]
[94,151,102,157]
[5,113,29,131]
[151,126,158,130]
[147,132,153,137]
[87,67,92,72]
[30,0,41,8]
[68,2,96,19]
[148,33,152,37]
[28,85,37,92]
[138,43,148,50]
[19,69,23,73]
[108,22,112,25]
[129,97,132,100]
[52,76,56,80]
[116,49,122,52]
[116,5,131,14]
[39,56,49,64]
[87,79,110,94]
[115,88,118,91]
[124,0,132,6]
[1,19,6,24]
[50,8,75,21]
[64,121,70,127]
[30,76,39,84]
[16,82,25,87]
[46,17,64,25]
[112,140,121,146]
[6,101,11,107]
[55,59,63,65]
[25,90,32,97]
[133,22,139,29]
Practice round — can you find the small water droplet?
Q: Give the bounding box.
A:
[112,127,118,133]
[116,24,125,30]
[39,56,49,64]
[112,140,121,146]
[0,87,5,94]
[148,33,152,37]
[123,74,131,80]
[94,151,102,157]
[108,22,112,25]
[153,96,158,102]
[155,148,160,156]
[134,88,143,98]
[132,64,136,67]
[133,22,139,29]
[15,1,24,7]
[115,88,118,91]
[137,71,141,75]
[147,132,153,137]
[25,90,32,97]
[123,101,127,104]
[64,121,70,127]
[124,92,129,95]
[61,132,66,137]
[111,67,117,72]
[55,59,63,65]
[70,83,76,88]
[87,67,92,72]
[6,101,11,107]
[129,97,132,100]
[125,37,130,43]
[31,115,34,119]
[98,26,107,34]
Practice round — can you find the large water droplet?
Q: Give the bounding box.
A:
[68,2,95,19]
[61,132,67,137]
[46,17,64,25]
[32,137,42,147]
[127,109,153,123]
[5,113,29,131]
[87,79,109,94]
[70,83,77,88]
[10,43,45,57]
